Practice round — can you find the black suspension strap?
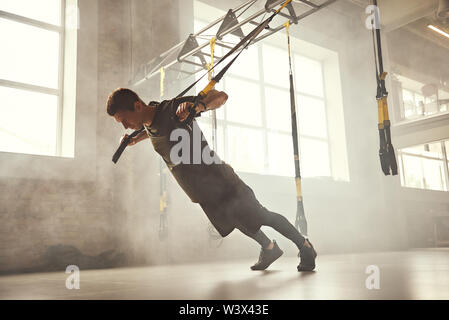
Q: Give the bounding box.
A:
[112,0,294,163]
[177,0,294,124]
[371,0,397,176]
[159,156,169,240]
[284,21,308,236]
[159,67,169,240]
[112,128,143,163]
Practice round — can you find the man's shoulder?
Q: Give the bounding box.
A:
[151,96,196,110]
[147,98,185,135]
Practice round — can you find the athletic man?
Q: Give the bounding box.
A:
[106,88,317,271]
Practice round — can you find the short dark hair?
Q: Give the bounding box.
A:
[106,88,141,116]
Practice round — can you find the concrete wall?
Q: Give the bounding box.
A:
[0,0,122,273]
[0,0,223,273]
[0,0,447,274]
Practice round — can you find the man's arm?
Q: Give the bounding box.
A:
[176,90,228,122]
[201,89,228,111]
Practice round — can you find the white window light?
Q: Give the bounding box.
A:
[428,24,449,40]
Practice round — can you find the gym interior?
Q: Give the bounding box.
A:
[1,0,449,300]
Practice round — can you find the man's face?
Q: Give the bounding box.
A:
[113,102,143,130]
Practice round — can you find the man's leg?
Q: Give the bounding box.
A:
[258,208,317,271]
[237,226,271,249]
[236,225,284,270]
[259,209,306,251]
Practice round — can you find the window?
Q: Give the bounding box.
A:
[0,0,76,157]
[393,74,449,121]
[398,140,449,192]
[192,3,337,178]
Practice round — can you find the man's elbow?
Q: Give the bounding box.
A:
[220,92,228,105]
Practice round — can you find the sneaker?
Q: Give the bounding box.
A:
[250,240,283,271]
[297,239,317,272]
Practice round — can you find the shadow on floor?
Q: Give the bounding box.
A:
[208,268,316,299]
[1,244,127,275]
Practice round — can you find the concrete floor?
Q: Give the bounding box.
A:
[1,249,449,299]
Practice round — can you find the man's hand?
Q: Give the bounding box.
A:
[120,134,137,146]
[176,91,227,122]
[176,101,206,122]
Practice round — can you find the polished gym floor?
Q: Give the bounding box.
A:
[1,249,448,300]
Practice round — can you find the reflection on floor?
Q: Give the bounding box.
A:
[1,249,449,299]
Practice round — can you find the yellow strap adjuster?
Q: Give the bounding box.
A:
[160,67,165,98]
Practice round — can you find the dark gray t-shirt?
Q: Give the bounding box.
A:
[144,96,221,169]
[145,97,232,203]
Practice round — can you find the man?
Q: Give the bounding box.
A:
[106,88,317,271]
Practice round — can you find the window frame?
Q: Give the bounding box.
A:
[198,48,331,177]
[393,74,449,123]
[193,16,331,177]
[398,139,449,192]
[0,0,66,156]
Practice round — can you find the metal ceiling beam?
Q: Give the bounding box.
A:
[130,0,337,87]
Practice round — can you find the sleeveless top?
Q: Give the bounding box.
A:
[144,97,231,203]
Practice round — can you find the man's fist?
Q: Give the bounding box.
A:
[176,101,206,122]
[176,102,194,122]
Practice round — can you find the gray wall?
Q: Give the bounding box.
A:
[0,0,447,274]
[387,25,449,248]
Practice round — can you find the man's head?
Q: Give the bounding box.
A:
[106,88,147,130]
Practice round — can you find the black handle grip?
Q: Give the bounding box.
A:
[183,107,199,125]
[112,128,144,164]
[176,97,204,125]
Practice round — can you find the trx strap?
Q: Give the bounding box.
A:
[371,0,397,176]
[159,67,165,98]
[112,0,293,163]
[177,0,294,124]
[159,159,169,240]
[284,21,308,236]
[207,37,223,244]
[159,67,169,240]
[207,37,218,152]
